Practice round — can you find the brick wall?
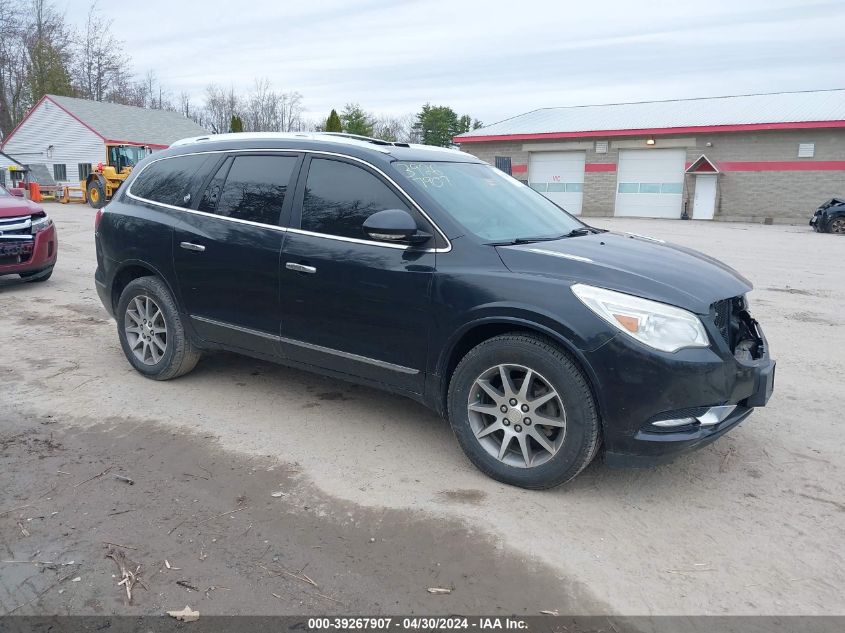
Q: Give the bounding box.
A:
[459,128,845,223]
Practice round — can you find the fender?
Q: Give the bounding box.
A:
[431,309,617,420]
[107,257,176,309]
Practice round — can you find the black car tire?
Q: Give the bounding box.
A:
[828,217,845,234]
[19,266,53,282]
[116,276,201,380]
[448,333,600,489]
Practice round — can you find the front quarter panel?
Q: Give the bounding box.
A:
[429,243,618,389]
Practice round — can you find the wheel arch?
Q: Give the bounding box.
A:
[110,260,178,316]
[437,316,605,425]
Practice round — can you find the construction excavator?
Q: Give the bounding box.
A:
[80,144,150,208]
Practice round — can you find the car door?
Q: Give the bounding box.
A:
[172,152,302,355]
[279,155,436,393]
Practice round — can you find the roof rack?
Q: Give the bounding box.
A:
[321,132,413,148]
[170,132,394,152]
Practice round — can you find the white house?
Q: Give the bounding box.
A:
[0,94,208,187]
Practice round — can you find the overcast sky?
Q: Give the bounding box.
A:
[57,0,844,126]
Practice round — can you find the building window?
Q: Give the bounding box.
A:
[53,164,67,181]
[798,143,815,158]
[494,156,512,176]
[618,182,683,194]
[78,163,92,180]
[595,141,608,154]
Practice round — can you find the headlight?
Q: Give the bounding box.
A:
[571,284,709,352]
[31,215,53,234]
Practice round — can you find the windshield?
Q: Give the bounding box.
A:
[110,145,148,169]
[392,161,585,242]
[0,185,9,198]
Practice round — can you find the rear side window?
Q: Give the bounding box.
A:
[130,154,214,208]
[301,158,410,239]
[203,155,298,225]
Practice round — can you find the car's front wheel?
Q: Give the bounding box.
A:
[828,217,845,234]
[448,333,600,489]
[116,276,201,380]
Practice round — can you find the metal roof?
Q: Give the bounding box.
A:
[455,89,845,142]
[47,94,209,147]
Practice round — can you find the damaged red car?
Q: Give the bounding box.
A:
[0,185,57,282]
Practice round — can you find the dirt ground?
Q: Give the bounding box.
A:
[1,203,843,616]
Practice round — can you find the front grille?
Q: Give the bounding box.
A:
[0,214,34,237]
[0,216,35,265]
[648,406,710,423]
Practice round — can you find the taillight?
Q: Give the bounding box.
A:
[94,209,103,230]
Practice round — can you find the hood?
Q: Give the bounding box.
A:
[0,195,42,218]
[496,232,752,314]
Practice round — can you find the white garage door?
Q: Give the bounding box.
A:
[615,149,686,218]
[528,151,586,215]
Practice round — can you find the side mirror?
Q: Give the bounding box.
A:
[363,209,431,245]
[9,187,25,198]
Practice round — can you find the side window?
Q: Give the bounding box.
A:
[209,155,298,225]
[301,158,411,239]
[197,158,231,214]
[130,154,214,208]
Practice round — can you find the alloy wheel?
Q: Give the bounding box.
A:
[831,218,845,234]
[467,364,567,468]
[124,295,167,365]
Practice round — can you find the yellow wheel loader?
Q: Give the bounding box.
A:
[82,144,150,209]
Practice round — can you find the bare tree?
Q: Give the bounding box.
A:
[204,83,242,134]
[373,113,415,142]
[244,77,277,132]
[239,80,305,133]
[279,91,304,132]
[25,0,74,101]
[0,4,29,137]
[75,1,128,101]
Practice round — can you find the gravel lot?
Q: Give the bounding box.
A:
[1,203,843,616]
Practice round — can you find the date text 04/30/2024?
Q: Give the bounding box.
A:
[307,617,529,630]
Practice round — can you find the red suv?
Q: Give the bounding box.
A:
[0,185,57,282]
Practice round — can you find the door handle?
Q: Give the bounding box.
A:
[285,262,316,274]
[180,242,206,252]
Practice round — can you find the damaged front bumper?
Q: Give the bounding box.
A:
[590,295,775,467]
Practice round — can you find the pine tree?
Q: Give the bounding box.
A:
[325,109,342,132]
[340,103,373,137]
[229,114,243,132]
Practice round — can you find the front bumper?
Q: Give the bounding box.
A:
[0,224,58,276]
[583,317,775,467]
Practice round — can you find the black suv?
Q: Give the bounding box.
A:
[94,133,775,489]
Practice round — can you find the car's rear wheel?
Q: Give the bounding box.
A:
[447,333,600,489]
[116,276,201,380]
[829,217,845,234]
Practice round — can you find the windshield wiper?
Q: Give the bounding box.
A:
[562,228,592,237]
[486,235,562,246]
[486,227,596,246]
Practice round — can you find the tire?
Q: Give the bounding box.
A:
[116,276,201,380]
[19,266,53,282]
[447,333,600,489]
[828,217,845,234]
[88,180,106,209]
